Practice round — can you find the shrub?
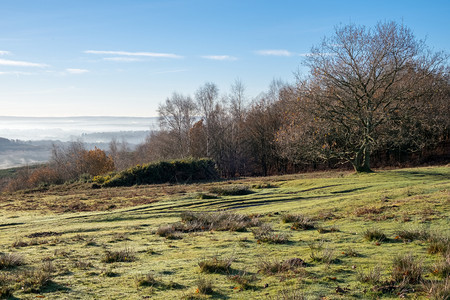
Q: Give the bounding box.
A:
[396,227,429,242]
[363,228,387,242]
[196,193,218,200]
[427,234,449,254]
[283,214,315,230]
[196,276,214,294]
[342,247,359,257]
[27,166,63,187]
[310,246,336,265]
[209,185,252,196]
[156,224,183,239]
[97,158,218,187]
[251,182,278,189]
[136,273,158,287]
[354,206,384,216]
[156,212,258,240]
[102,248,136,263]
[15,264,53,293]
[74,260,94,269]
[180,211,258,232]
[0,252,24,269]
[270,289,306,300]
[198,255,233,273]
[317,226,339,233]
[228,272,257,290]
[252,223,290,244]
[432,252,450,279]
[258,258,287,275]
[78,147,115,176]
[357,266,382,284]
[258,257,305,275]
[391,253,423,284]
[422,278,450,300]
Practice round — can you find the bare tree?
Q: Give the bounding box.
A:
[195,82,219,156]
[285,21,448,172]
[158,92,197,157]
[229,78,247,122]
[245,81,287,176]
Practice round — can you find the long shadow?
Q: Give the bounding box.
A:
[0,222,25,229]
[394,170,450,181]
[218,195,331,210]
[330,187,368,194]
[295,184,344,193]
[41,280,71,293]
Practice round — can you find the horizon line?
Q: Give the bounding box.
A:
[0,115,159,119]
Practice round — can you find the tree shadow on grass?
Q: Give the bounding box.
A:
[39,280,71,294]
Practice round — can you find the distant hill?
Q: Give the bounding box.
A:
[0,137,52,169]
[0,137,40,151]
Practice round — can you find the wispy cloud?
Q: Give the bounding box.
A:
[103,57,142,62]
[84,50,183,59]
[0,71,33,76]
[0,58,48,67]
[0,50,11,55]
[256,49,294,57]
[256,50,335,58]
[201,55,238,61]
[150,69,188,75]
[66,68,89,74]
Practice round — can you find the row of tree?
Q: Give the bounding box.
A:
[124,21,448,175]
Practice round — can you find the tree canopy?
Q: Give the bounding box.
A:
[277,21,449,172]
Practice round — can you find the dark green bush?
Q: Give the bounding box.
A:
[94,158,218,187]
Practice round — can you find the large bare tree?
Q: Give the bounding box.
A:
[284,21,448,172]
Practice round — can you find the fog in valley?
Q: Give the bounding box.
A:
[0,116,158,169]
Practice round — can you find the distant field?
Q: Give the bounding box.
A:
[0,166,448,299]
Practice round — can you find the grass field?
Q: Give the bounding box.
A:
[0,166,449,299]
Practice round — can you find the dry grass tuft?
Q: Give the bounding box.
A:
[102,248,136,263]
[198,255,234,274]
[252,223,290,244]
[391,253,423,284]
[0,252,24,269]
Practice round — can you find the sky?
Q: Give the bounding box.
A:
[0,0,449,117]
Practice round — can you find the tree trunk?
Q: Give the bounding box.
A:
[352,144,373,173]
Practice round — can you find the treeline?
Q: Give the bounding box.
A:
[125,21,449,175]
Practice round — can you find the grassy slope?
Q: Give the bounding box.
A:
[0,166,448,299]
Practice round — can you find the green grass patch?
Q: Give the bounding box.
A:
[0,165,448,298]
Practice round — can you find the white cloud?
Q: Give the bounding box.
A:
[0,71,32,76]
[298,52,336,57]
[151,69,188,75]
[84,50,182,59]
[256,49,294,57]
[201,55,238,61]
[0,50,11,55]
[0,58,48,67]
[103,57,142,62]
[66,68,89,74]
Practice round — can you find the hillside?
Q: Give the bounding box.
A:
[0,166,448,299]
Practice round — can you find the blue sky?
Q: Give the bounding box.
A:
[0,0,449,117]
